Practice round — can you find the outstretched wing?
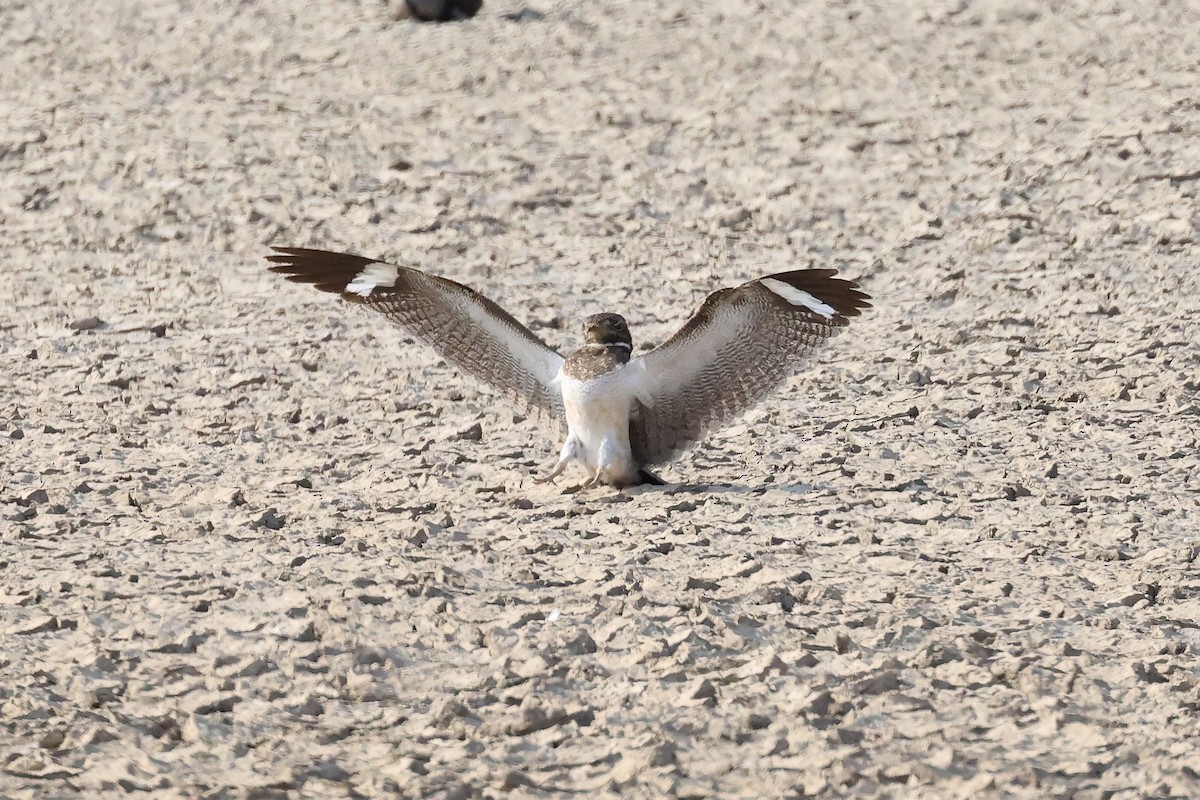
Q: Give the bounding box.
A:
[266,247,566,420]
[627,269,870,466]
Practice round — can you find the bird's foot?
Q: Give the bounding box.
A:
[534,461,568,484]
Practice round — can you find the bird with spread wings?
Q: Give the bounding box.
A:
[266,247,870,488]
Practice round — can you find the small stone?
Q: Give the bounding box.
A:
[255,510,285,530]
[564,632,597,655]
[497,770,535,790]
[505,701,574,736]
[397,757,428,775]
[455,422,483,441]
[427,698,467,726]
[686,577,720,591]
[794,652,819,668]
[16,616,59,635]
[38,730,66,750]
[70,316,104,331]
[1004,484,1032,501]
[802,690,836,717]
[292,695,325,717]
[647,741,678,766]
[1132,662,1169,684]
[193,694,242,715]
[295,622,319,642]
[84,727,120,745]
[746,713,771,730]
[1134,582,1160,603]
[309,759,349,782]
[855,670,901,695]
[907,368,932,386]
[717,207,752,228]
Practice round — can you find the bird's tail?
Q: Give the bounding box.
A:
[637,468,666,486]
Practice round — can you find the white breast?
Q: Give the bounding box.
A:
[558,367,640,485]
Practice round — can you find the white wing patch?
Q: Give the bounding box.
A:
[346,263,400,297]
[760,278,837,319]
[454,291,566,391]
[266,247,570,422]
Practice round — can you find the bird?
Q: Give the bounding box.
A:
[265,247,871,488]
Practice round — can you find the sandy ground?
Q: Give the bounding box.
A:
[3,0,1199,797]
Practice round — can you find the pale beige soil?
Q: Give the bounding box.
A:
[2,0,1199,797]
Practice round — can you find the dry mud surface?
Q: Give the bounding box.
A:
[2,1,1199,797]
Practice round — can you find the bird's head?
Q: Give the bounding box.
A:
[583,313,632,349]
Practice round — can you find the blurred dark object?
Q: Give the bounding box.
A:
[392,0,482,21]
[501,7,544,21]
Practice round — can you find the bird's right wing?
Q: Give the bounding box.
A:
[266,247,566,421]
[627,269,870,466]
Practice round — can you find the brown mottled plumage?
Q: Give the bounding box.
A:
[562,314,632,381]
[266,247,870,487]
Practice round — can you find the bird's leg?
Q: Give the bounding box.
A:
[581,436,622,489]
[533,461,568,484]
[535,437,579,484]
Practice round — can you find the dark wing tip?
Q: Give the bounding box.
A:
[264,247,378,296]
[758,269,872,321]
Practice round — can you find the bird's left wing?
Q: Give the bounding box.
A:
[266,247,566,421]
[627,269,870,466]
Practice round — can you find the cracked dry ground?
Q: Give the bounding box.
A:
[2,0,1199,798]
